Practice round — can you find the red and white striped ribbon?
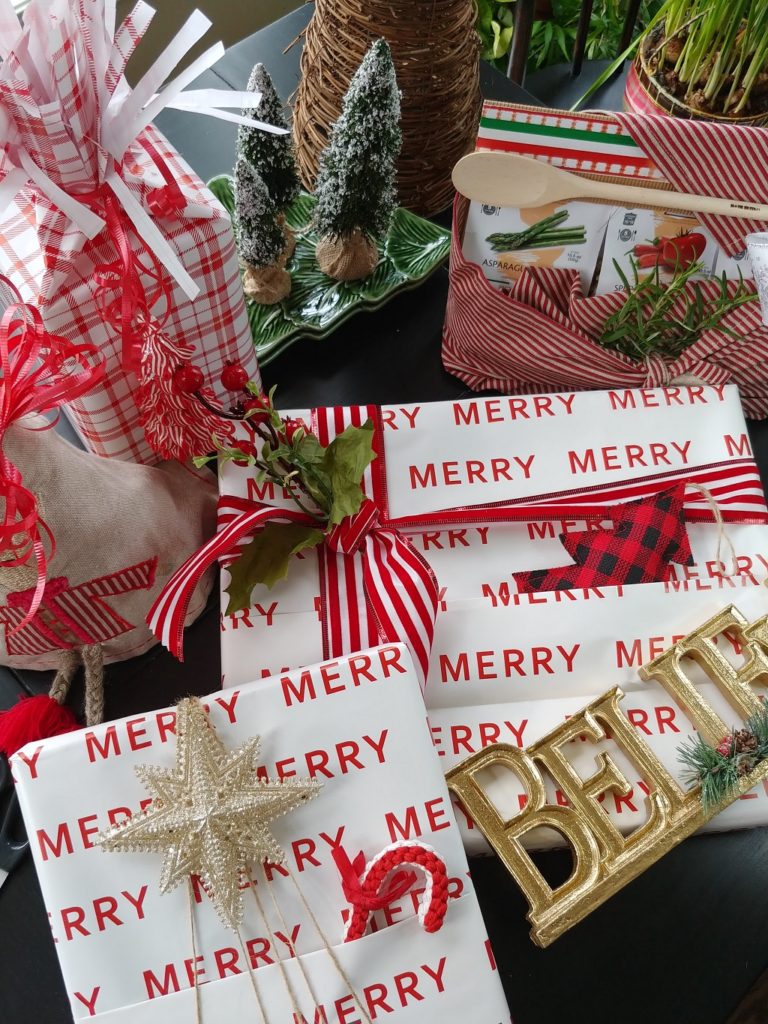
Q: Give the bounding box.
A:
[147,501,312,660]
[312,406,439,685]
[614,108,768,256]
[148,407,441,682]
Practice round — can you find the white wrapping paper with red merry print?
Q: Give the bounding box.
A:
[0,0,260,464]
[11,644,510,1024]
[427,576,768,854]
[217,384,768,688]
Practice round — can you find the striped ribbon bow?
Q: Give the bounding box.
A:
[148,406,440,684]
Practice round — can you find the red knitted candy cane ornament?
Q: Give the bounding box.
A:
[336,840,449,942]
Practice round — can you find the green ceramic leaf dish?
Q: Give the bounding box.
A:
[208,175,451,365]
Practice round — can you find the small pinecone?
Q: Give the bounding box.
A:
[734,729,758,755]
[737,756,758,777]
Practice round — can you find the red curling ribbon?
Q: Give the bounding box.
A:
[81,141,186,376]
[146,185,186,219]
[0,278,105,633]
[332,847,417,913]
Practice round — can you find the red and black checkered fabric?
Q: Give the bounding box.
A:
[513,484,692,593]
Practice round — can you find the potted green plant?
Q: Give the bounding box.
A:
[626,0,768,124]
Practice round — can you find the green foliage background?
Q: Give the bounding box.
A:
[475,0,663,73]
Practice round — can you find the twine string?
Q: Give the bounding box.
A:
[235,926,271,1022]
[187,881,203,1024]
[48,644,104,725]
[247,875,304,1019]
[258,874,323,1009]
[287,871,374,1024]
[688,483,739,577]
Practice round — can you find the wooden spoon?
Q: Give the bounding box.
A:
[452,151,768,220]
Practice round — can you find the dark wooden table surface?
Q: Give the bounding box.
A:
[2,6,768,1024]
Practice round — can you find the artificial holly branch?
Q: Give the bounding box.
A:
[678,705,768,812]
[191,381,376,614]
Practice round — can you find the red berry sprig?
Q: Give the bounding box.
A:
[172,363,204,394]
[221,361,250,392]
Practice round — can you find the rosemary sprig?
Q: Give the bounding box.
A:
[598,256,756,361]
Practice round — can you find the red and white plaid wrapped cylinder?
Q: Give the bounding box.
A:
[444,104,768,416]
[0,0,271,463]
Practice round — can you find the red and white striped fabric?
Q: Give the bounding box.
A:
[615,107,768,256]
[442,195,768,418]
[0,559,157,657]
[148,407,440,683]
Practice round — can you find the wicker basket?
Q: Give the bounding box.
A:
[293,0,482,217]
[625,34,768,127]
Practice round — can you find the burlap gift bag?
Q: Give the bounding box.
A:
[0,420,216,673]
[0,281,216,753]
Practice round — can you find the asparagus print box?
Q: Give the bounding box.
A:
[11,644,511,1023]
[443,102,768,413]
[193,385,768,689]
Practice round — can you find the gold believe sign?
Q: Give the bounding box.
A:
[445,604,768,947]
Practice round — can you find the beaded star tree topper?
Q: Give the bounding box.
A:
[98,697,321,928]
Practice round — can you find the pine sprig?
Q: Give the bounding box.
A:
[678,705,768,813]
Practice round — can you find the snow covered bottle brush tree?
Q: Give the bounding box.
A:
[314,39,402,282]
[237,64,300,264]
[234,158,292,304]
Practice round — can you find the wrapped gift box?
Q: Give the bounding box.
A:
[11,644,510,1023]
[217,384,768,685]
[426,578,768,852]
[0,2,260,463]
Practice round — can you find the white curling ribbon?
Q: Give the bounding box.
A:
[0,168,27,213]
[103,0,117,43]
[0,0,284,301]
[0,0,21,60]
[105,168,200,301]
[104,8,214,157]
[18,150,106,240]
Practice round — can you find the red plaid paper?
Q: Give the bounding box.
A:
[1,125,258,464]
[513,485,693,592]
[0,3,260,464]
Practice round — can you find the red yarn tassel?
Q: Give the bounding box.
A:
[0,695,79,758]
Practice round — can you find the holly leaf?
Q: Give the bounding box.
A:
[224,522,324,613]
[322,419,376,526]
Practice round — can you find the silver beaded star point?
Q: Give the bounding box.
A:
[97,696,321,928]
